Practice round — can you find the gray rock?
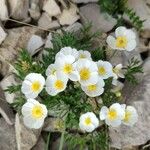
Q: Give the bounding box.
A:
[29,0,41,20]
[0,118,17,150]
[0,25,7,45]
[8,0,29,20]
[64,22,83,34]
[73,0,98,3]
[0,27,43,63]
[80,4,117,33]
[0,0,8,21]
[0,74,17,104]
[27,35,44,56]
[43,0,61,17]
[0,87,15,125]
[142,57,150,75]
[32,136,45,150]
[58,3,80,25]
[124,0,150,37]
[110,71,150,149]
[38,13,60,30]
[45,33,53,48]
[15,113,41,150]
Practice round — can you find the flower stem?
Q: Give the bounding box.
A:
[59,129,65,150]
[45,132,51,150]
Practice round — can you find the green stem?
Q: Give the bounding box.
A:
[110,50,117,59]
[45,132,51,150]
[59,115,67,150]
[59,129,65,150]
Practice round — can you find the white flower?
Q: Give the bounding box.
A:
[97,60,113,79]
[55,47,79,60]
[81,78,105,97]
[122,104,138,126]
[79,112,99,132]
[21,73,45,99]
[45,72,68,96]
[113,64,124,79]
[75,59,98,86]
[100,103,125,127]
[78,50,92,60]
[21,99,47,129]
[46,64,57,76]
[55,55,80,81]
[106,26,136,51]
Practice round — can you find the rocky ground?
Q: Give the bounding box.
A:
[0,0,150,150]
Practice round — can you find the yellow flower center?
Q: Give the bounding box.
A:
[80,54,86,59]
[116,36,127,48]
[98,67,106,75]
[87,84,97,91]
[31,81,41,92]
[85,117,92,125]
[63,64,73,74]
[32,105,43,119]
[123,111,132,122]
[108,109,117,120]
[54,80,64,90]
[80,68,91,80]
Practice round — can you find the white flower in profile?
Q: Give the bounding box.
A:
[55,47,79,60]
[46,64,57,76]
[79,112,99,132]
[21,73,45,99]
[97,60,113,79]
[100,103,125,127]
[81,78,105,97]
[106,26,136,51]
[122,104,138,126]
[21,99,47,129]
[45,72,68,96]
[113,64,125,79]
[75,59,98,86]
[78,50,92,60]
[112,64,124,86]
[55,55,80,81]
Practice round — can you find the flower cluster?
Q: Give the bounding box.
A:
[20,26,138,132]
[80,103,138,132]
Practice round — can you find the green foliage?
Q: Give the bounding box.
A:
[14,49,43,80]
[10,97,26,114]
[65,129,109,150]
[124,57,143,84]
[5,84,21,93]
[124,7,144,31]
[99,0,127,16]
[98,0,144,30]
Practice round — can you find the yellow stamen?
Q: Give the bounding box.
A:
[123,111,132,122]
[116,36,127,48]
[31,81,41,92]
[63,64,73,74]
[55,80,64,90]
[108,109,117,120]
[98,67,106,75]
[85,117,92,125]
[32,105,43,119]
[80,68,90,80]
[87,84,97,91]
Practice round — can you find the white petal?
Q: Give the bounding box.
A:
[21,80,32,94]
[100,106,108,120]
[32,119,45,129]
[126,40,136,51]
[126,29,136,40]
[68,71,80,81]
[25,92,38,99]
[106,35,117,49]
[21,103,33,116]
[106,118,122,127]
[115,26,127,37]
